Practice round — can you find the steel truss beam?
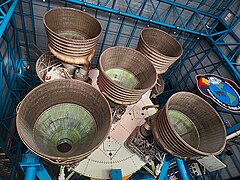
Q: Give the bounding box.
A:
[64,0,239,84]
[20,150,51,180]
[209,2,240,84]
[65,0,219,37]
[0,0,18,37]
[0,1,23,180]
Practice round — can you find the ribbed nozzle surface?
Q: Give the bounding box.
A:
[137,28,183,74]
[98,46,157,105]
[152,92,226,158]
[43,7,102,64]
[16,80,112,165]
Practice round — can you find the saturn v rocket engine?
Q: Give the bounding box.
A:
[16,80,112,165]
[125,91,227,163]
[97,46,158,122]
[36,7,102,82]
[137,28,183,98]
[132,29,226,162]
[137,28,183,75]
[16,6,227,179]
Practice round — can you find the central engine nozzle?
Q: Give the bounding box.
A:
[98,46,157,105]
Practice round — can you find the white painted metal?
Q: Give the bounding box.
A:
[74,69,156,179]
[197,155,227,172]
[188,163,202,176]
[226,130,240,140]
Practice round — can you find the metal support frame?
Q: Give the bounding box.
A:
[65,0,225,37]
[0,1,24,180]
[111,169,122,180]
[62,0,239,86]
[63,0,239,85]
[0,0,19,37]
[227,123,240,135]
[158,155,190,180]
[128,155,190,180]
[20,150,51,180]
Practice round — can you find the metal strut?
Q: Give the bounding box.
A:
[20,150,51,180]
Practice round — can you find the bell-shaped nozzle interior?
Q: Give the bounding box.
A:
[98,46,157,105]
[152,92,226,158]
[16,80,112,165]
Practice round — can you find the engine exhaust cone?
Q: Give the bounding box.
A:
[98,46,157,105]
[152,92,226,159]
[137,28,183,74]
[16,80,112,165]
[43,7,102,65]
